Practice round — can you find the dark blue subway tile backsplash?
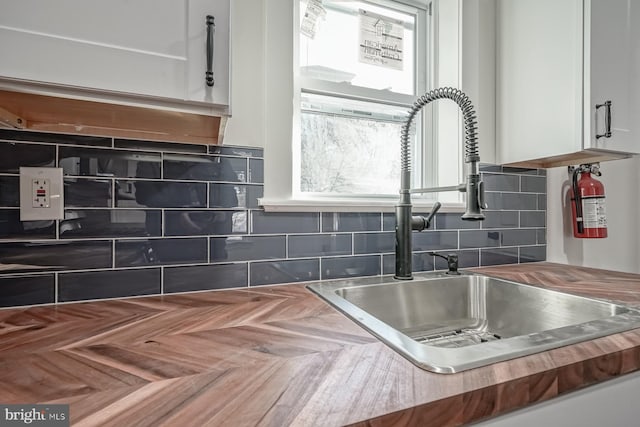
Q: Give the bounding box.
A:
[60,209,161,238]
[0,176,20,207]
[59,147,161,178]
[0,240,112,272]
[250,259,320,286]
[248,158,264,183]
[289,234,352,258]
[412,230,458,252]
[459,230,501,249]
[209,145,264,158]
[434,213,481,230]
[114,138,208,154]
[481,211,519,229]
[209,183,262,209]
[163,154,246,182]
[0,129,546,308]
[115,238,208,267]
[354,232,394,255]
[164,263,247,293]
[0,210,56,240]
[521,175,546,193]
[480,247,520,266]
[65,178,112,208]
[501,229,537,247]
[322,255,381,280]
[251,211,320,234]
[116,180,207,209]
[164,210,245,236]
[0,143,55,173]
[482,173,520,192]
[0,129,111,147]
[520,211,546,228]
[0,274,55,307]
[520,245,546,263]
[485,192,538,211]
[382,252,439,275]
[58,268,161,302]
[323,212,382,232]
[211,235,286,262]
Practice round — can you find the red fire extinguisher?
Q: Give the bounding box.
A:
[569,163,607,238]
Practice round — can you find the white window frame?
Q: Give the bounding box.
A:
[260,0,468,213]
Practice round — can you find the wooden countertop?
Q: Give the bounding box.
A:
[2,262,640,426]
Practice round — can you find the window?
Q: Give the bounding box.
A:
[296,0,433,199]
[259,0,469,211]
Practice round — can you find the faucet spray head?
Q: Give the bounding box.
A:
[461,177,486,220]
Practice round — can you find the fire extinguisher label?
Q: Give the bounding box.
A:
[582,197,607,228]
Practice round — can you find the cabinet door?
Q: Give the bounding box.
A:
[0,0,188,100]
[496,0,583,165]
[588,0,639,153]
[187,0,230,109]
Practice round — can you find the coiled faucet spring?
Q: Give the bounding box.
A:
[400,87,479,174]
[395,87,485,280]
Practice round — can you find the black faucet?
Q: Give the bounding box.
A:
[394,87,486,281]
[428,252,460,275]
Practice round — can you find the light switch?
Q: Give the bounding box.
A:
[20,167,64,221]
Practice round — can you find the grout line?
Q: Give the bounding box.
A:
[160,152,165,179]
[351,232,355,256]
[54,272,59,303]
[111,178,116,208]
[285,234,289,258]
[0,134,264,156]
[112,240,116,268]
[160,266,164,294]
[60,207,243,212]
[62,175,262,186]
[247,262,251,287]
[161,208,165,237]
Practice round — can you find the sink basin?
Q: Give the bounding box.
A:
[307,271,640,373]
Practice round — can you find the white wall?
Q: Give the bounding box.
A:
[546,156,640,273]
[223,0,266,148]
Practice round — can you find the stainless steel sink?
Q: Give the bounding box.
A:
[307,271,640,373]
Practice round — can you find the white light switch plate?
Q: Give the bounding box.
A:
[20,167,64,221]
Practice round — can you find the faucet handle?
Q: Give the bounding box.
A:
[411,202,441,231]
[424,201,442,225]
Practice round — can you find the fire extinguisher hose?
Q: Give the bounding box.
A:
[572,167,584,234]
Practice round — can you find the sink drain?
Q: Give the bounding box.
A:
[412,329,502,348]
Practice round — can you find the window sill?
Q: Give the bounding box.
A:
[258,197,465,213]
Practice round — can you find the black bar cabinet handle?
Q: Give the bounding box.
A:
[206,15,215,87]
[595,100,612,139]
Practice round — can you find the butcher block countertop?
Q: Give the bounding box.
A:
[2,262,640,426]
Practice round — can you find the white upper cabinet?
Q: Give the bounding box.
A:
[587,0,637,154]
[496,0,639,167]
[0,0,230,114]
